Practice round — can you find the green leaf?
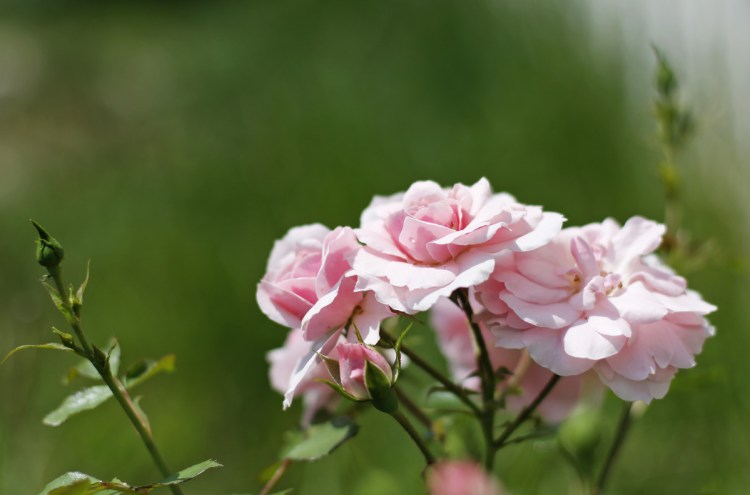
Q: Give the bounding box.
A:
[38,473,96,495]
[49,480,91,495]
[46,353,174,426]
[315,378,361,403]
[38,462,221,494]
[43,385,112,427]
[2,343,73,365]
[281,417,359,461]
[41,276,73,321]
[392,321,413,383]
[123,354,176,388]
[76,260,91,305]
[316,353,340,383]
[138,459,222,489]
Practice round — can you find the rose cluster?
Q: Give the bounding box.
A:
[259,178,715,421]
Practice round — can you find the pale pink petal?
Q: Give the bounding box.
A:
[499,292,581,329]
[352,292,394,345]
[508,211,565,252]
[570,236,599,279]
[523,327,596,375]
[495,271,570,305]
[608,282,668,324]
[611,216,665,266]
[562,317,628,360]
[265,224,329,275]
[301,277,362,341]
[257,280,313,329]
[595,362,675,403]
[283,331,340,409]
[316,226,361,294]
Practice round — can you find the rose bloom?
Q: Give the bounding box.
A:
[328,342,393,400]
[267,329,339,425]
[352,178,564,314]
[475,216,716,402]
[257,224,392,344]
[428,461,502,495]
[431,297,588,422]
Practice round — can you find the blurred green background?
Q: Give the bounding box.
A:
[0,1,747,494]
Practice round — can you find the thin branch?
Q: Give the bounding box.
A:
[395,386,432,430]
[453,289,497,469]
[260,459,292,495]
[381,329,481,416]
[391,410,436,466]
[593,402,633,495]
[494,374,561,449]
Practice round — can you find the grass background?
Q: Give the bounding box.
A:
[0,1,746,493]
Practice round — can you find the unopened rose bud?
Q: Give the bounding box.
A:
[31,220,65,268]
[327,342,397,413]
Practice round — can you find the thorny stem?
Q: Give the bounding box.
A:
[453,289,497,470]
[592,402,633,495]
[395,386,432,430]
[381,330,481,416]
[391,410,436,466]
[48,266,184,495]
[259,459,292,495]
[494,374,561,449]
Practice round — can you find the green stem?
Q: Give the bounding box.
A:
[259,459,292,495]
[381,330,481,416]
[454,289,497,470]
[394,386,432,430]
[48,267,184,495]
[494,374,561,449]
[391,410,436,466]
[592,402,633,495]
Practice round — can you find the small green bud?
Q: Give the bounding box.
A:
[31,220,65,268]
[52,327,76,350]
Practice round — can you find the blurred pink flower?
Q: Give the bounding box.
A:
[428,461,503,495]
[352,178,564,314]
[267,328,339,425]
[257,224,392,344]
[331,342,393,400]
[476,216,716,402]
[431,297,586,422]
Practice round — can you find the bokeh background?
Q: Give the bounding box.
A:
[0,1,747,494]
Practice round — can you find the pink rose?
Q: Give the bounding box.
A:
[267,329,339,425]
[353,178,564,314]
[428,461,503,495]
[328,342,393,401]
[431,297,587,422]
[476,216,716,402]
[257,224,392,344]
